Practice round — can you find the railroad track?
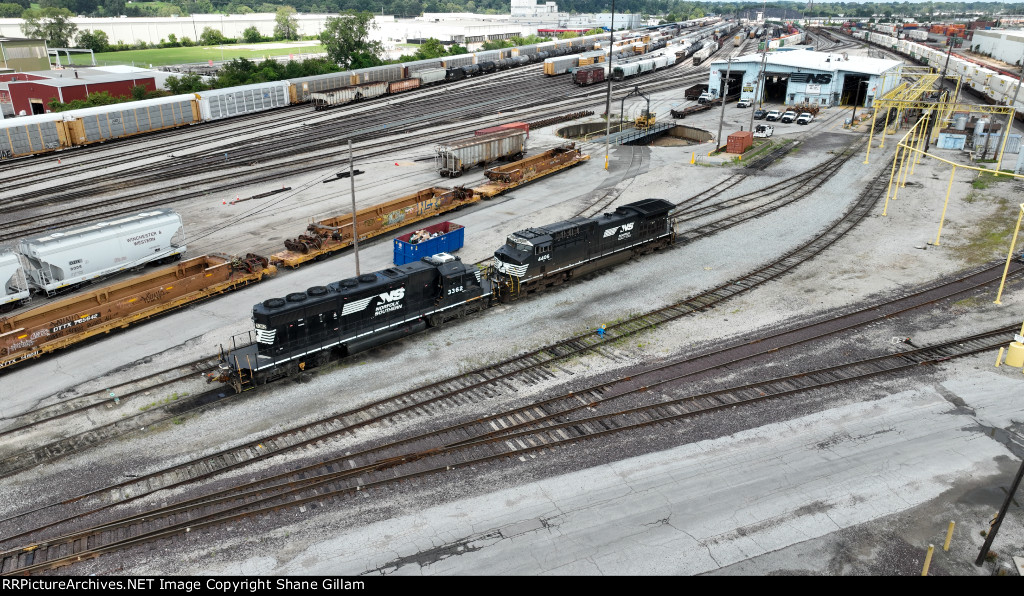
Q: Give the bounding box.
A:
[0,355,224,479]
[0,60,715,232]
[0,353,221,438]
[0,134,879,485]
[1,321,1013,576]
[0,74,704,243]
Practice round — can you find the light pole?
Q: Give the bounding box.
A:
[716,57,733,148]
[994,55,1023,171]
[748,50,767,132]
[604,2,615,171]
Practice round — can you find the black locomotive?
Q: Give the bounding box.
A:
[219,199,675,392]
[491,198,674,298]
[220,254,486,390]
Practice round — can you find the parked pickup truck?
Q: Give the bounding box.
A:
[736,98,752,108]
[796,112,814,125]
[780,110,798,123]
[765,110,782,121]
[753,124,774,138]
[697,91,718,104]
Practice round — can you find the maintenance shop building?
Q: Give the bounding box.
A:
[707,50,902,108]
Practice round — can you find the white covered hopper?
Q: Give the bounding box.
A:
[18,209,186,296]
[0,252,29,311]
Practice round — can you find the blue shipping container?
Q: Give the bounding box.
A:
[393,221,465,265]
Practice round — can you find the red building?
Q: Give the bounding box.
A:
[0,72,47,109]
[5,72,156,115]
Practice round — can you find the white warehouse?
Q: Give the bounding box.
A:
[707,50,902,108]
[971,29,1024,67]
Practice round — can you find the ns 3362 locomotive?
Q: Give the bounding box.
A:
[216,199,674,392]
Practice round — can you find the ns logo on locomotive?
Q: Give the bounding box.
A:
[215,199,675,392]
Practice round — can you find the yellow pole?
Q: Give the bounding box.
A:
[880,107,892,149]
[916,113,928,167]
[865,106,879,163]
[909,119,922,176]
[934,166,956,246]
[895,139,912,196]
[882,145,902,216]
[994,203,1024,305]
[944,522,955,551]
[996,108,1016,173]
[922,544,935,576]
[996,347,1005,367]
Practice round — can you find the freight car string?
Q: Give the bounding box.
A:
[182,138,586,248]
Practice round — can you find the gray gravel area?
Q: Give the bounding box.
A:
[4,43,1024,576]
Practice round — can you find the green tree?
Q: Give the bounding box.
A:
[102,0,125,16]
[165,72,211,94]
[0,3,23,17]
[274,6,300,40]
[414,37,448,59]
[447,43,467,55]
[75,29,109,52]
[166,33,179,46]
[242,25,262,43]
[20,7,78,47]
[319,12,383,68]
[199,26,228,45]
[480,39,513,50]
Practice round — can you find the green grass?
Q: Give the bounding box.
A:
[957,198,1017,266]
[60,42,327,68]
[972,171,1017,189]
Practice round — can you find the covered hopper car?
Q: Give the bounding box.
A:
[0,252,30,312]
[435,130,527,177]
[18,209,186,297]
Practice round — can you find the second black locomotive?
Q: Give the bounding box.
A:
[219,199,674,392]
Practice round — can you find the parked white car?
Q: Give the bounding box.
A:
[765,110,782,121]
[796,112,814,125]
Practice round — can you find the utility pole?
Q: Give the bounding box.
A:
[604,2,615,171]
[348,140,360,276]
[716,57,733,148]
[749,50,767,132]
[976,453,1024,567]
[994,56,1023,171]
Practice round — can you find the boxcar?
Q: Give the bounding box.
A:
[573,65,606,86]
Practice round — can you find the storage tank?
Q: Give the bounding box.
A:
[952,112,968,130]
[974,117,990,136]
[18,209,186,296]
